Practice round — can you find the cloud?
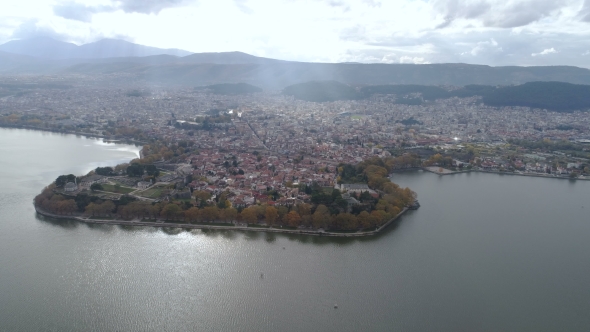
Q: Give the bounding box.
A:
[362,0,381,7]
[233,0,253,14]
[115,0,194,14]
[335,24,590,67]
[10,19,71,40]
[579,0,590,22]
[53,0,195,22]
[53,3,113,22]
[434,0,567,29]
[531,47,557,56]
[399,56,430,64]
[323,0,350,11]
[460,38,502,56]
[435,0,491,28]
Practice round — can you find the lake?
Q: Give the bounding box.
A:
[1,128,589,331]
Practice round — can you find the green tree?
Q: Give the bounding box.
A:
[55,174,76,187]
[90,183,103,191]
[160,204,182,220]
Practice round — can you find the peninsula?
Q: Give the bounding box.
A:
[34,151,417,236]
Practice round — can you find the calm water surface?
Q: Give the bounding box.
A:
[1,128,590,331]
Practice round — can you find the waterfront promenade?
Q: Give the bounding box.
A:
[34,206,409,238]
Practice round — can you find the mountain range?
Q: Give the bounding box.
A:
[0,37,192,59]
[2,37,590,89]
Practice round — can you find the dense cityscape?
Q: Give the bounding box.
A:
[1,77,589,231]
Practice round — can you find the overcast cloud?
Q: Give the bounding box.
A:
[1,0,590,67]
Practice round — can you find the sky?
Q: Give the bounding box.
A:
[1,0,590,67]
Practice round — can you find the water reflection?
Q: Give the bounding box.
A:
[35,213,79,229]
[244,231,261,240]
[220,230,237,239]
[85,223,115,233]
[161,227,183,235]
[201,228,221,237]
[265,233,276,243]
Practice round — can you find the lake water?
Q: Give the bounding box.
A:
[1,128,590,331]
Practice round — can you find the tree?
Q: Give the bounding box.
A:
[221,207,237,222]
[185,207,200,223]
[277,206,289,225]
[95,167,113,176]
[85,202,99,216]
[126,163,145,177]
[255,205,267,221]
[145,164,160,177]
[296,203,312,226]
[90,183,103,191]
[200,206,219,222]
[357,211,372,229]
[265,206,279,226]
[217,191,229,209]
[55,174,76,187]
[100,201,116,216]
[333,213,358,230]
[370,210,386,227]
[58,200,77,215]
[193,190,211,203]
[161,204,182,220]
[285,211,301,228]
[312,204,330,229]
[240,207,258,224]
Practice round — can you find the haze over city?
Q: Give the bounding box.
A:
[2,0,590,66]
[2,1,590,331]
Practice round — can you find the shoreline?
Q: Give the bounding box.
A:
[391,167,589,181]
[34,205,409,238]
[0,124,145,146]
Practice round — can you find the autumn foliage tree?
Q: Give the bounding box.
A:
[265,206,279,226]
[240,207,258,224]
[285,211,302,228]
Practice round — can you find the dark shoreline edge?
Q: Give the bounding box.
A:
[391,167,589,181]
[34,205,409,238]
[0,124,146,146]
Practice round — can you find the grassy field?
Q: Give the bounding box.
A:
[137,186,165,198]
[101,184,135,194]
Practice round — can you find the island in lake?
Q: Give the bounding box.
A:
[34,152,418,236]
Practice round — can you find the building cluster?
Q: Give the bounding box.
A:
[2,81,590,202]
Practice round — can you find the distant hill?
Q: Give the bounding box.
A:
[284,81,590,112]
[482,81,590,112]
[0,37,192,59]
[283,81,360,102]
[2,44,590,90]
[197,83,263,95]
[129,62,590,89]
[180,52,282,65]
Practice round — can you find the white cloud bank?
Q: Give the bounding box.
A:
[532,48,558,56]
[1,0,590,67]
